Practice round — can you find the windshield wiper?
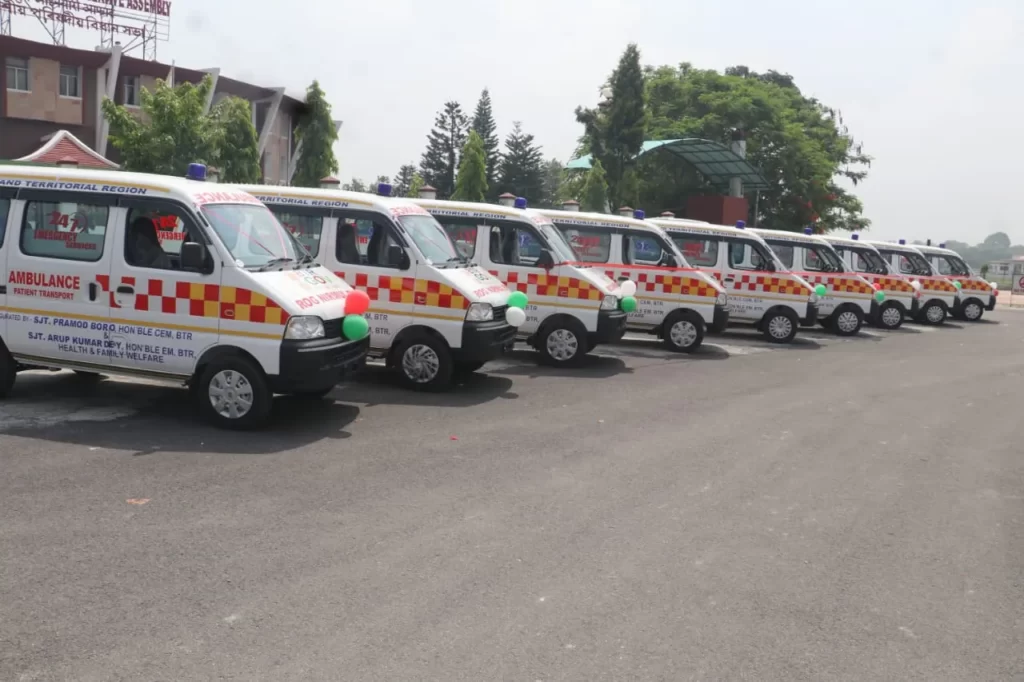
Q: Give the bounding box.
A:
[255,256,295,271]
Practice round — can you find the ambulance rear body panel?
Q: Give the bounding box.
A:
[230,185,518,367]
[822,234,917,321]
[866,240,959,319]
[0,165,367,395]
[537,209,729,335]
[916,243,996,315]
[650,218,817,330]
[752,228,876,322]
[414,199,628,348]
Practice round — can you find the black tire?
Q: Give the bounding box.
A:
[760,308,799,344]
[0,348,17,399]
[662,310,705,353]
[960,298,984,322]
[194,355,272,430]
[395,333,453,391]
[829,305,864,337]
[919,301,947,326]
[875,302,905,330]
[537,316,589,367]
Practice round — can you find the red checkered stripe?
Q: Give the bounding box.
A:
[920,277,958,293]
[798,273,874,295]
[334,270,469,309]
[603,268,717,299]
[730,273,811,296]
[870,275,915,294]
[96,275,289,325]
[953,277,992,293]
[488,270,603,302]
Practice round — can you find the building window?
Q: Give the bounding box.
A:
[123,75,140,106]
[59,65,80,98]
[6,57,29,92]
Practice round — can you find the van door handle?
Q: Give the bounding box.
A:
[116,285,134,295]
[88,283,98,301]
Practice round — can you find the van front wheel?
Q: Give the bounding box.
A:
[876,302,905,330]
[761,309,798,344]
[662,310,705,352]
[830,305,864,336]
[538,317,588,367]
[396,334,453,391]
[196,356,272,430]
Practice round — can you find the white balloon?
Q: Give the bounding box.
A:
[505,305,527,327]
[619,280,638,297]
[910,280,922,291]
[989,281,999,289]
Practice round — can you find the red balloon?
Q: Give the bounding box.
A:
[345,289,370,315]
[872,282,881,290]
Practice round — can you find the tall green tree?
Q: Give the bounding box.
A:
[636,64,871,231]
[420,101,468,198]
[452,130,488,202]
[102,75,219,175]
[293,80,339,188]
[574,43,647,209]
[581,159,609,213]
[471,88,501,197]
[407,172,426,198]
[393,163,417,197]
[540,158,567,207]
[497,121,544,202]
[343,178,367,192]
[210,96,262,183]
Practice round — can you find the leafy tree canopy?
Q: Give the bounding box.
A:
[293,81,339,188]
[452,130,488,202]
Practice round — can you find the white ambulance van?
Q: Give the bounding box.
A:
[413,194,632,367]
[751,227,878,336]
[822,233,917,330]
[916,242,997,321]
[867,239,958,325]
[0,163,370,429]
[228,182,524,390]
[650,218,819,343]
[538,206,729,352]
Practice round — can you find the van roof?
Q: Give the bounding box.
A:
[537,208,666,235]
[913,243,959,258]
[229,183,429,214]
[821,233,878,249]
[751,227,831,247]
[650,217,770,244]
[864,239,926,255]
[0,163,264,206]
[412,197,551,227]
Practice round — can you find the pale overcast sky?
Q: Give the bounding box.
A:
[13,0,1023,244]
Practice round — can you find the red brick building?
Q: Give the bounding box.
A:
[0,35,340,183]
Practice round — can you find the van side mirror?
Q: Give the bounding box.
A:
[181,242,209,272]
[535,248,555,269]
[387,243,409,269]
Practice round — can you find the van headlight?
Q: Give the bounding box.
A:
[600,294,618,310]
[465,302,494,322]
[284,316,325,340]
[716,292,728,306]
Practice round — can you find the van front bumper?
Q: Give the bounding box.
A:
[455,319,517,364]
[800,303,819,327]
[590,309,628,345]
[269,335,370,393]
[709,303,730,333]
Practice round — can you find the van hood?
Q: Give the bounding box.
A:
[573,265,621,296]
[250,266,354,319]
[440,265,511,306]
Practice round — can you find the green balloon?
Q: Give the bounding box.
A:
[814,284,828,297]
[620,296,637,313]
[953,280,962,289]
[507,291,528,309]
[874,290,886,302]
[342,314,370,340]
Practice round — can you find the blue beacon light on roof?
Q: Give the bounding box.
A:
[186,163,207,181]
[633,209,645,220]
[851,234,859,240]
[803,227,814,235]
[735,220,745,229]
[376,182,392,197]
[898,239,906,245]
[514,197,528,209]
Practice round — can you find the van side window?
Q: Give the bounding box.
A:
[768,242,794,269]
[272,210,323,257]
[625,233,663,265]
[560,227,610,263]
[124,205,202,270]
[337,216,403,268]
[672,237,718,267]
[437,222,479,258]
[898,256,914,274]
[489,224,542,267]
[0,198,10,247]
[728,241,770,271]
[21,200,108,262]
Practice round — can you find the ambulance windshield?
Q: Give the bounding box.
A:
[538,223,578,263]
[397,214,459,265]
[202,203,303,268]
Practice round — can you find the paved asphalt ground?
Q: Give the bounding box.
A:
[2,312,1022,682]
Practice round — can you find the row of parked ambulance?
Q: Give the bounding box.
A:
[0,163,998,429]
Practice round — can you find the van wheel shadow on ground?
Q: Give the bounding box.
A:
[599,336,730,361]
[486,349,633,379]
[712,330,823,351]
[0,371,360,455]
[337,366,517,408]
